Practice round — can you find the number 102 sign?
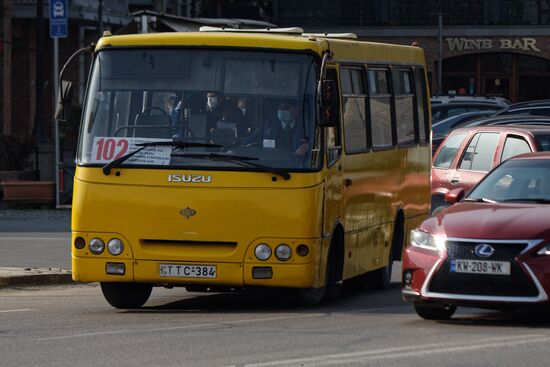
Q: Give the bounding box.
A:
[90,137,171,166]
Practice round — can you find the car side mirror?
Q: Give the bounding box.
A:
[319,79,339,127]
[55,80,73,122]
[445,188,465,204]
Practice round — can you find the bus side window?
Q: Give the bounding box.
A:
[415,67,429,144]
[341,66,368,154]
[326,68,342,165]
[393,68,416,146]
[368,68,393,149]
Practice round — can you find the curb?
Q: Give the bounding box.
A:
[0,267,73,287]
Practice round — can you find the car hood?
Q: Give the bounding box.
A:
[422,202,550,240]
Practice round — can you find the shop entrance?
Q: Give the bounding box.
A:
[483,77,510,100]
[439,53,550,102]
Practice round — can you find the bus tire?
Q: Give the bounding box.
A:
[100,282,153,309]
[413,302,456,320]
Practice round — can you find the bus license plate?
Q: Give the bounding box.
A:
[450,259,510,275]
[159,264,216,278]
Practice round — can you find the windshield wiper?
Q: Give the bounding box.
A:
[500,198,550,203]
[463,197,497,203]
[171,152,291,180]
[102,140,222,175]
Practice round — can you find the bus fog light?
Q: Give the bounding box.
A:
[74,237,86,249]
[89,238,105,255]
[252,267,272,279]
[107,238,124,256]
[254,244,272,261]
[275,244,292,261]
[106,262,125,275]
[297,244,309,257]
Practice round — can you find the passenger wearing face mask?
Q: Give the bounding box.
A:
[243,100,309,156]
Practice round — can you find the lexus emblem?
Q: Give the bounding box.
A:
[474,244,494,258]
[180,207,197,219]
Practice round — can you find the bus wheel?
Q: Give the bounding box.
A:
[414,302,456,320]
[295,286,326,306]
[100,282,153,309]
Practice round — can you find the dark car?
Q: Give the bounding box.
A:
[462,114,550,128]
[403,152,550,320]
[431,125,550,212]
[494,99,550,117]
[431,102,503,123]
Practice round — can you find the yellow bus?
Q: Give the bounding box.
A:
[70,28,431,308]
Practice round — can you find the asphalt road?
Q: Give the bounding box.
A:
[0,232,71,269]
[2,283,550,367]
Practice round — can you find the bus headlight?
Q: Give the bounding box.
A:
[89,238,105,255]
[107,238,124,256]
[275,244,292,261]
[254,243,272,261]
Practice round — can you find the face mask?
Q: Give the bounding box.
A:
[207,97,218,109]
[239,107,246,115]
[277,110,292,124]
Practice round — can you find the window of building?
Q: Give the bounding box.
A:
[459,132,500,171]
[368,68,393,148]
[341,67,368,153]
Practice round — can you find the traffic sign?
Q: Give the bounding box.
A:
[49,0,68,38]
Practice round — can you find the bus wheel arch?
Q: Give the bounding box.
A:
[295,223,344,305]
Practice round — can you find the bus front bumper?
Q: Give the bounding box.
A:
[72,256,318,289]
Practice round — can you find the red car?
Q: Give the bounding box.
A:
[403,152,550,320]
[431,125,550,212]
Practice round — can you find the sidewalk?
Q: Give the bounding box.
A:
[0,209,73,287]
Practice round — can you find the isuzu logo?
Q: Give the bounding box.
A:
[168,174,212,183]
[474,244,495,258]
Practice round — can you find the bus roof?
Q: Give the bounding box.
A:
[95,31,425,66]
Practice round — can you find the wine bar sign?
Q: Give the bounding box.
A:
[446,37,541,52]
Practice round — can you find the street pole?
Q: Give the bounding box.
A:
[53,38,60,208]
[98,0,103,38]
[34,0,46,144]
[438,10,443,96]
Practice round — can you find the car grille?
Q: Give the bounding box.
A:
[428,241,539,297]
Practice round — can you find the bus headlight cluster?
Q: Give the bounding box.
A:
[78,237,125,256]
[254,243,298,261]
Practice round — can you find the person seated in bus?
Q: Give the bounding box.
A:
[243,100,309,156]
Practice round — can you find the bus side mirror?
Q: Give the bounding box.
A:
[55,80,73,122]
[319,79,339,127]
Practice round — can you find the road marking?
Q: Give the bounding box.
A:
[0,309,33,314]
[37,314,324,341]
[239,334,550,367]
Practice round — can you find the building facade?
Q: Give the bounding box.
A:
[274,0,550,102]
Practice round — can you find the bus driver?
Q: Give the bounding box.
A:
[244,100,309,156]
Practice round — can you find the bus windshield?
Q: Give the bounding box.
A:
[78,49,321,171]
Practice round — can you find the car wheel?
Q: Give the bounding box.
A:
[413,302,456,320]
[100,282,153,309]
